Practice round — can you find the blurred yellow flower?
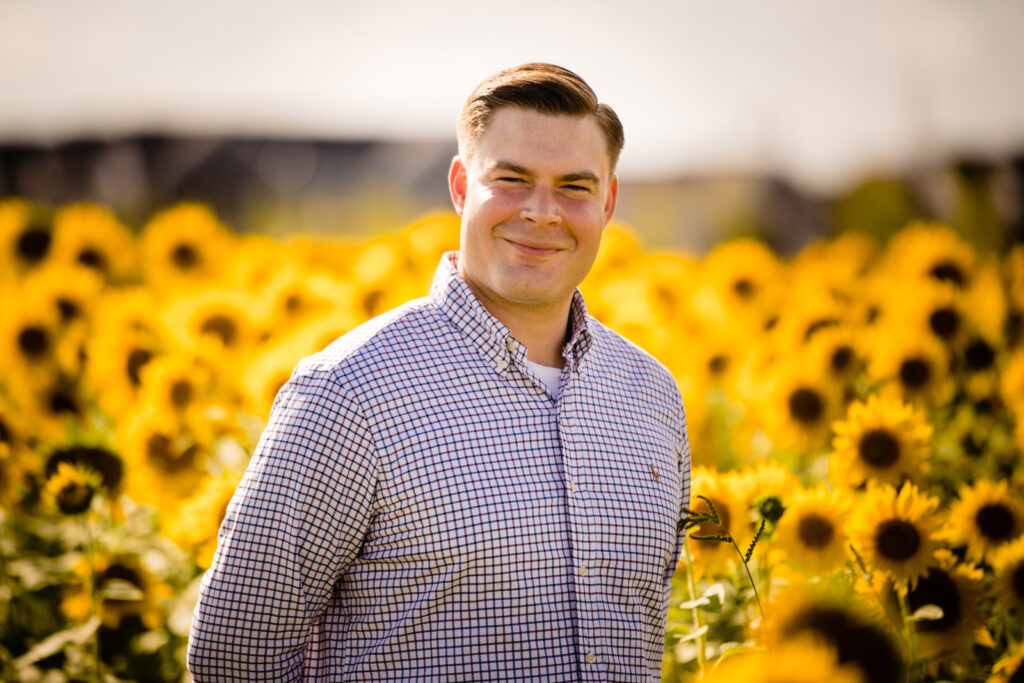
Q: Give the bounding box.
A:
[49,203,138,283]
[940,479,1024,564]
[705,635,864,683]
[774,484,852,575]
[140,202,234,289]
[166,469,242,568]
[62,553,171,629]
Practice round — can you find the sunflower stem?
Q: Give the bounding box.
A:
[682,541,707,677]
[896,583,919,683]
[83,514,101,683]
[729,536,766,625]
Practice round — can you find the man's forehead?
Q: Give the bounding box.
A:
[469,108,612,177]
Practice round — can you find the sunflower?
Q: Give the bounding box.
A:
[48,203,138,283]
[705,635,864,683]
[254,268,357,345]
[865,326,953,409]
[62,553,171,629]
[761,584,905,683]
[991,535,1024,616]
[0,198,53,276]
[84,326,161,420]
[401,210,462,285]
[774,484,853,575]
[0,297,64,386]
[8,375,90,444]
[586,221,643,282]
[43,444,124,502]
[694,237,784,330]
[43,461,101,515]
[830,394,932,488]
[22,262,103,326]
[989,641,1024,683]
[884,279,972,351]
[161,287,258,360]
[1001,350,1024,413]
[847,482,942,588]
[117,406,208,515]
[166,469,242,568]
[882,220,976,289]
[903,549,984,665]
[790,232,879,299]
[136,353,216,436]
[940,479,1024,564]
[804,325,863,390]
[139,202,234,289]
[242,336,310,419]
[684,467,749,578]
[760,359,844,455]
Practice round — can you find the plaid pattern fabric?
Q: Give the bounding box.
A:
[188,252,691,681]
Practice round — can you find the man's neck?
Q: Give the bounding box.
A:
[459,277,571,369]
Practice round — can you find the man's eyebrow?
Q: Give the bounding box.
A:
[489,161,600,184]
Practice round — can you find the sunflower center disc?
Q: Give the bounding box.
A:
[126,348,153,387]
[732,278,754,300]
[858,429,901,468]
[172,243,200,269]
[797,514,834,548]
[788,388,824,424]
[875,519,921,561]
[907,568,960,633]
[928,308,960,340]
[16,228,51,263]
[976,504,1016,542]
[929,261,965,286]
[831,347,853,372]
[200,315,238,346]
[964,338,995,370]
[899,358,931,389]
[17,326,49,357]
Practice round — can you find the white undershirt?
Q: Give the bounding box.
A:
[523,358,563,400]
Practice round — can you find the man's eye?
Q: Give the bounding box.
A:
[563,184,590,193]
[498,177,525,183]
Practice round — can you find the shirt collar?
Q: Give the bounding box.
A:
[430,251,593,376]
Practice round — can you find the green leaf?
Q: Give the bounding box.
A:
[14,617,100,669]
[675,624,709,643]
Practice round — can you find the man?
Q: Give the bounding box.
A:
[188,63,691,681]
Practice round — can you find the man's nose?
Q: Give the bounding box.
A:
[520,186,561,226]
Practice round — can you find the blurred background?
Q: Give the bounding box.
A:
[2,0,1023,253]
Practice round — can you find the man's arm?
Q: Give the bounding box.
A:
[187,364,377,681]
[667,395,692,587]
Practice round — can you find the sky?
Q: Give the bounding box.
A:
[1,0,1023,192]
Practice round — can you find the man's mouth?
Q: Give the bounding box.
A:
[502,238,563,255]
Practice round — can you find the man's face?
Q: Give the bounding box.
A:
[448,107,618,315]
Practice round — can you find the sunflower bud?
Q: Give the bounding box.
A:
[755,493,786,524]
[45,462,101,515]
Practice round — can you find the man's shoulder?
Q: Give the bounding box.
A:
[292,296,446,383]
[587,315,681,402]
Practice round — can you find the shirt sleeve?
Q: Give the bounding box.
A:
[666,391,692,589]
[187,363,378,681]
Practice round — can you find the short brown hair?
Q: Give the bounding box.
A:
[457,63,624,172]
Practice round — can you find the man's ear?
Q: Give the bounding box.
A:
[448,156,467,216]
[603,175,619,226]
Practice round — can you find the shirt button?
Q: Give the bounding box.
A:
[570,482,577,493]
[586,652,596,664]
[495,359,507,371]
[505,338,516,352]
[579,565,587,577]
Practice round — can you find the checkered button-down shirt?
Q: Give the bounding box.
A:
[188,252,691,681]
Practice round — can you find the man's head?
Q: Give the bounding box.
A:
[449,64,621,324]
[456,63,624,173]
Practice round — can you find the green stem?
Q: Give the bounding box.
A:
[896,583,918,683]
[729,537,765,624]
[83,515,101,683]
[683,541,707,677]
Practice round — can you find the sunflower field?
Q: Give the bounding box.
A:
[2,196,1024,682]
